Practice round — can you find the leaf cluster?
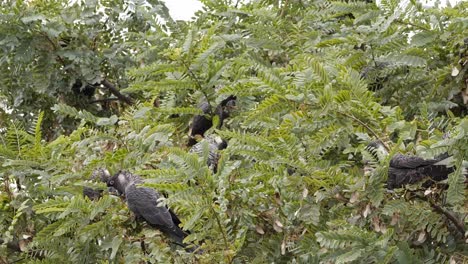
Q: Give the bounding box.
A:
[0,0,467,263]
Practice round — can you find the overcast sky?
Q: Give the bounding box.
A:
[164,0,462,21]
[164,0,203,21]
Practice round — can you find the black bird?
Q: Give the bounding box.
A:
[72,79,97,98]
[83,187,103,201]
[387,153,455,189]
[87,167,120,196]
[106,171,192,249]
[189,135,228,173]
[188,95,236,146]
[365,141,464,189]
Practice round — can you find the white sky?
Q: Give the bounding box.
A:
[164,0,463,21]
[419,0,462,7]
[164,0,203,21]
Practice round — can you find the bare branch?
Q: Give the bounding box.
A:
[414,195,466,236]
[101,79,133,105]
[429,201,466,236]
[89,98,121,104]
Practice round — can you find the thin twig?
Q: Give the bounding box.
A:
[394,19,429,31]
[280,0,289,17]
[337,110,390,151]
[181,60,212,114]
[41,32,66,66]
[89,98,121,104]
[198,184,230,250]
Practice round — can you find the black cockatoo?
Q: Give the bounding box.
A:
[83,168,115,200]
[83,187,103,201]
[387,153,456,189]
[106,171,193,249]
[365,141,462,189]
[188,95,236,146]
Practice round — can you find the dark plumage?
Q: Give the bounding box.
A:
[214,95,237,127]
[188,102,212,146]
[72,80,97,98]
[189,135,227,173]
[83,187,103,201]
[365,141,462,189]
[188,95,236,146]
[106,171,191,249]
[83,168,113,200]
[387,153,455,189]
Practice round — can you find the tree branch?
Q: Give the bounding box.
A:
[414,195,466,236]
[101,79,133,105]
[197,184,229,251]
[89,98,121,104]
[280,0,289,17]
[394,19,429,31]
[428,201,466,236]
[41,33,133,106]
[41,33,66,66]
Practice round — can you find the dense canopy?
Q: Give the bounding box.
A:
[0,0,467,263]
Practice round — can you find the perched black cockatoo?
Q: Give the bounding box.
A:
[72,79,97,98]
[82,168,114,200]
[214,95,237,127]
[189,135,227,173]
[188,95,236,146]
[387,153,455,189]
[106,171,192,249]
[365,141,462,189]
[83,187,103,201]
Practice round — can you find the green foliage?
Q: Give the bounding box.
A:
[0,0,173,137]
[1,0,467,263]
